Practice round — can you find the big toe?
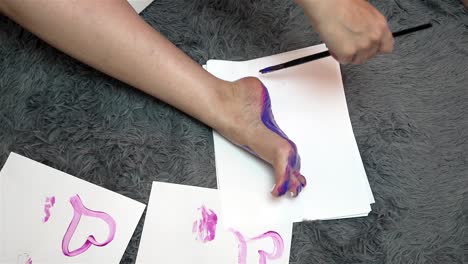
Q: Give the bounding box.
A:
[271,148,306,198]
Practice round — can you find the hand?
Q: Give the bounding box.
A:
[296,0,394,64]
[217,77,307,197]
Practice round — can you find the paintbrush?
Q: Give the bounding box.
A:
[259,23,432,74]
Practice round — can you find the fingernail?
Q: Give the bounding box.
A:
[270,184,276,192]
[290,191,295,197]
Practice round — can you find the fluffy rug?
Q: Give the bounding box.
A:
[0,0,466,263]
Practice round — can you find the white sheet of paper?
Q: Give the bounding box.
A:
[136,182,293,264]
[206,44,374,227]
[0,152,146,264]
[127,0,154,13]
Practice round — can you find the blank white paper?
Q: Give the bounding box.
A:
[206,44,374,227]
[0,152,146,264]
[136,182,293,264]
[127,0,154,13]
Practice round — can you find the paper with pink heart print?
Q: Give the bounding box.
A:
[136,182,293,264]
[0,152,146,264]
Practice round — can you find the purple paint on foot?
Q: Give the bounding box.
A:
[43,196,56,223]
[229,229,285,264]
[259,84,305,196]
[192,205,218,243]
[62,194,116,257]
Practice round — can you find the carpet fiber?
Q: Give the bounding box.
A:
[0,0,467,263]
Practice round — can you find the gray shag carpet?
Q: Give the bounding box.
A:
[1,0,467,263]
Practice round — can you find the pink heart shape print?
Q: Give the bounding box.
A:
[62,194,117,257]
[230,229,284,264]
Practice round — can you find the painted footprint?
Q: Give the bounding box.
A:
[192,205,218,243]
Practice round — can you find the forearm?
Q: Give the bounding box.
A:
[1,0,229,130]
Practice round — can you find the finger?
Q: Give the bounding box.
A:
[351,41,380,64]
[350,50,366,64]
[379,29,394,54]
[336,51,354,64]
[329,50,339,61]
[364,42,381,62]
[330,44,355,64]
[377,18,394,54]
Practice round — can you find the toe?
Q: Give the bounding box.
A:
[294,171,307,187]
[271,162,291,197]
[288,172,306,198]
[272,167,307,198]
[271,146,307,197]
[272,176,290,197]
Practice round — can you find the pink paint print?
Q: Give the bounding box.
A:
[192,205,218,243]
[62,194,116,257]
[229,229,284,264]
[16,253,32,264]
[229,229,248,264]
[42,196,55,223]
[251,231,284,264]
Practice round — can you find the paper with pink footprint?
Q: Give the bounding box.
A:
[0,152,145,263]
[136,182,293,264]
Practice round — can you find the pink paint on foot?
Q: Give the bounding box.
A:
[229,229,284,264]
[26,257,32,264]
[62,194,116,257]
[43,196,56,223]
[192,205,218,243]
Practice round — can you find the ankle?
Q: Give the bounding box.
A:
[210,80,237,135]
[212,77,262,147]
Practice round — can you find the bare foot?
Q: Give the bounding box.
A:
[217,77,306,197]
[464,0,468,8]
